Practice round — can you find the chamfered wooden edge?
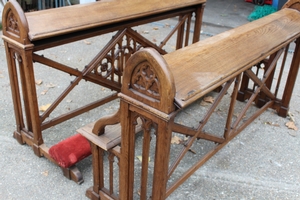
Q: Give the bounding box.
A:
[2,0,30,45]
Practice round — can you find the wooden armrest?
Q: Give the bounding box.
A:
[92,110,121,135]
[78,118,142,151]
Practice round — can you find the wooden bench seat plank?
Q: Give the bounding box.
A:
[25,0,205,41]
[163,8,300,108]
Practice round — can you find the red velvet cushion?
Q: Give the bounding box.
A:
[49,133,91,168]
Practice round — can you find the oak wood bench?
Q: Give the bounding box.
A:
[79,0,300,199]
[2,0,205,184]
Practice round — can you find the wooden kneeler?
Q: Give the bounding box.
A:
[48,109,141,186]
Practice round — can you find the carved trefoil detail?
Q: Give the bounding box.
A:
[7,11,20,38]
[131,61,160,100]
[93,31,144,85]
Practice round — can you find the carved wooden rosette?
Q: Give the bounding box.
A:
[2,0,30,45]
[122,48,176,114]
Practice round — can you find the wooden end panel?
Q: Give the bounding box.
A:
[2,0,30,44]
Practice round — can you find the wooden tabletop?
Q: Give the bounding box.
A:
[25,0,206,41]
[163,8,300,108]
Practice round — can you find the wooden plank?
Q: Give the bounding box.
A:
[25,0,205,41]
[163,8,300,108]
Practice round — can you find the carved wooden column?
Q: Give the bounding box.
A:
[2,0,43,156]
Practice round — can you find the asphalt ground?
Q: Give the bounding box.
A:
[0,0,299,199]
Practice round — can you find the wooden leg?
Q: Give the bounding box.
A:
[193,4,206,43]
[7,45,44,156]
[119,102,137,200]
[151,120,173,200]
[22,50,44,156]
[61,165,84,185]
[176,15,185,50]
[87,143,104,200]
[4,43,26,144]
[255,54,277,108]
[85,186,100,200]
[13,131,25,144]
[279,38,300,117]
[237,72,251,102]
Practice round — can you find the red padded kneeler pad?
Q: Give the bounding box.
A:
[49,133,91,168]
